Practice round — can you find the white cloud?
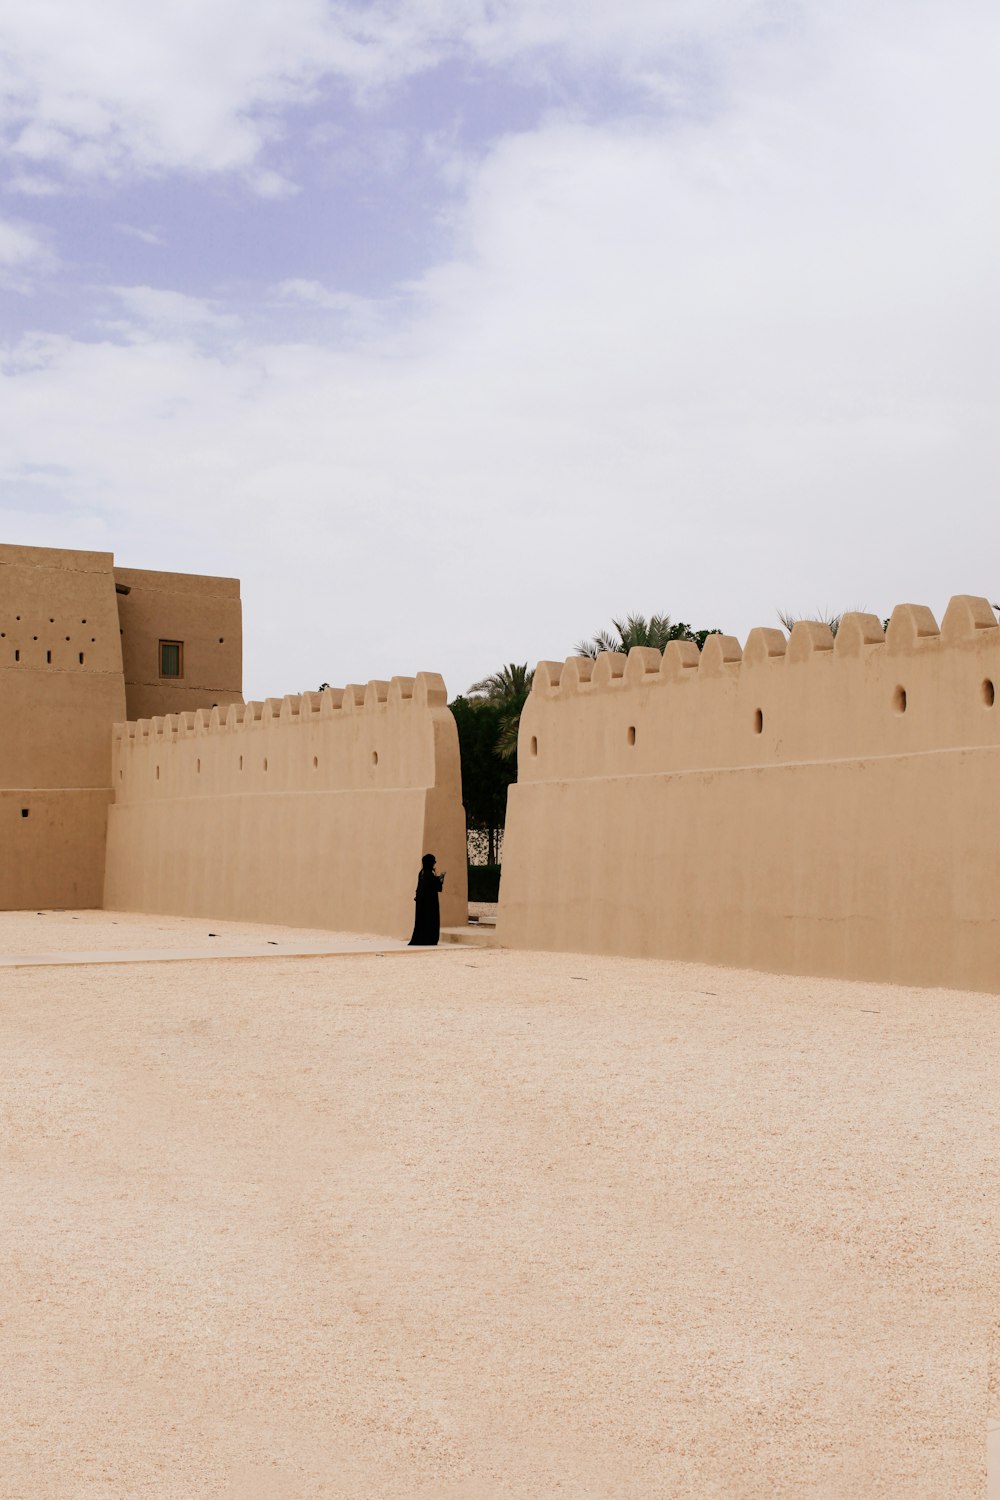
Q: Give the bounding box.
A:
[273,280,389,338]
[0,0,434,183]
[114,223,164,246]
[275,278,358,310]
[0,0,827,185]
[101,287,242,343]
[245,167,301,200]
[0,214,55,290]
[0,1,997,696]
[5,172,62,197]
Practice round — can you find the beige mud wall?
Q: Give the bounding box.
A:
[498,597,1000,991]
[0,544,126,909]
[114,565,243,721]
[104,673,468,938]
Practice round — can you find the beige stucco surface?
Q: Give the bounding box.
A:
[0,544,126,908]
[499,596,1000,990]
[103,673,468,938]
[0,912,995,1498]
[114,565,243,721]
[1,544,245,911]
[0,789,113,909]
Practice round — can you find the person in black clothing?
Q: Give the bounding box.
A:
[408,853,445,946]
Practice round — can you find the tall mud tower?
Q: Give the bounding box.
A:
[0,546,127,908]
[0,543,243,909]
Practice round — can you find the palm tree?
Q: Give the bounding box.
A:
[575,612,717,658]
[468,662,534,701]
[467,662,534,762]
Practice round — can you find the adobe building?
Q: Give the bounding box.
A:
[1,541,468,936]
[1,543,242,909]
[6,538,1000,989]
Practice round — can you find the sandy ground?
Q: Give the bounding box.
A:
[1,908,383,953]
[0,913,996,1499]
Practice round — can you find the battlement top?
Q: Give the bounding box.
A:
[114,671,448,741]
[530,597,998,699]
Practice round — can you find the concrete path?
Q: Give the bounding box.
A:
[439,924,497,949]
[0,936,427,968]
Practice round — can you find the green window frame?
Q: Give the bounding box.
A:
[159,640,183,678]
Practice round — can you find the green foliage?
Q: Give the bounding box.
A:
[467,865,502,902]
[449,695,517,865]
[467,661,534,763]
[467,662,534,701]
[575,612,719,658]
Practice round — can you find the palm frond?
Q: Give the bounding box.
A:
[575,628,622,659]
[495,711,522,760]
[467,662,533,702]
[777,607,852,638]
[577,612,688,657]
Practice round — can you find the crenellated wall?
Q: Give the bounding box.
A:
[498,597,1000,990]
[103,673,468,937]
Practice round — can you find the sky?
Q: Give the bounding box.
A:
[1,0,997,700]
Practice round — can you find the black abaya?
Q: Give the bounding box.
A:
[408,868,444,946]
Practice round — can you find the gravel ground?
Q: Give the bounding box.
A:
[0,913,996,1499]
